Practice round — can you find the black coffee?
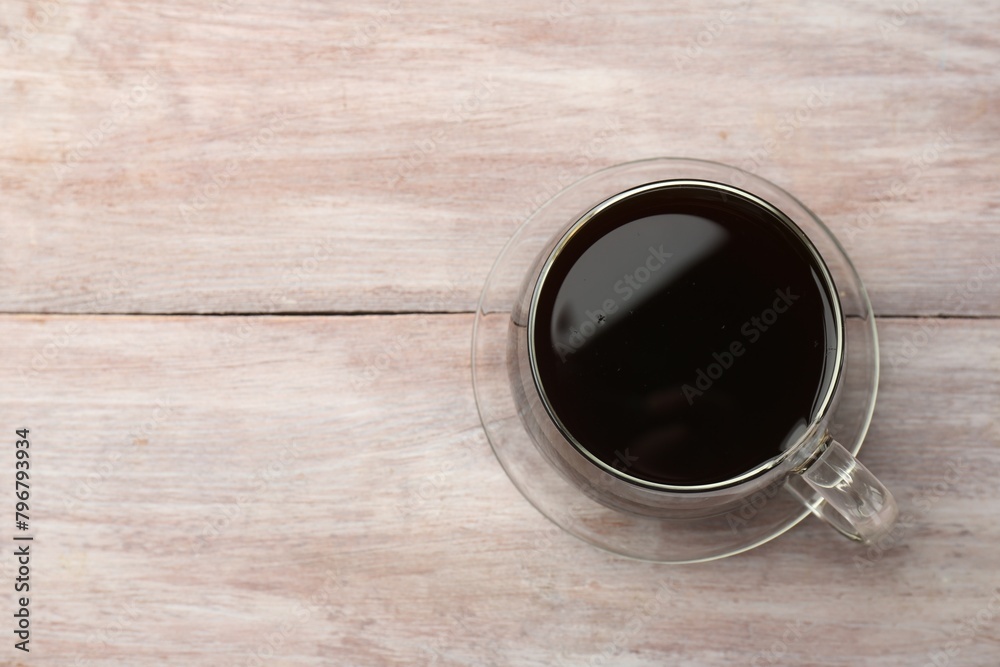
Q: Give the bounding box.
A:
[531,182,840,487]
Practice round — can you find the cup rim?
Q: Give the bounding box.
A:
[525,178,846,493]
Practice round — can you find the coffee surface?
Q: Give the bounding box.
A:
[531,182,840,486]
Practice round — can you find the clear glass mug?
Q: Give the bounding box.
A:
[473,158,897,561]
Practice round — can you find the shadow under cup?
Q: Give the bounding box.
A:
[508,180,845,519]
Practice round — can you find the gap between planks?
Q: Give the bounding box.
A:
[0,311,998,320]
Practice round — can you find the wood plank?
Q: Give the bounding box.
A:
[1,1,998,315]
[1,313,997,665]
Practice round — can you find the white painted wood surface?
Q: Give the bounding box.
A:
[1,0,998,316]
[2,315,999,665]
[0,0,998,665]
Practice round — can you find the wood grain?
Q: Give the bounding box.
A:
[1,313,998,666]
[1,0,998,316]
[1,1,999,665]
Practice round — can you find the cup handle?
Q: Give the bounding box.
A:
[785,437,898,543]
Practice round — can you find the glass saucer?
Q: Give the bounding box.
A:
[472,158,878,563]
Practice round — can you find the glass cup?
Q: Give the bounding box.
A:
[473,158,896,562]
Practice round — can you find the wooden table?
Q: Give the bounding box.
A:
[2,1,998,664]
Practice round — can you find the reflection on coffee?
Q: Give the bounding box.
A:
[530,182,840,487]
